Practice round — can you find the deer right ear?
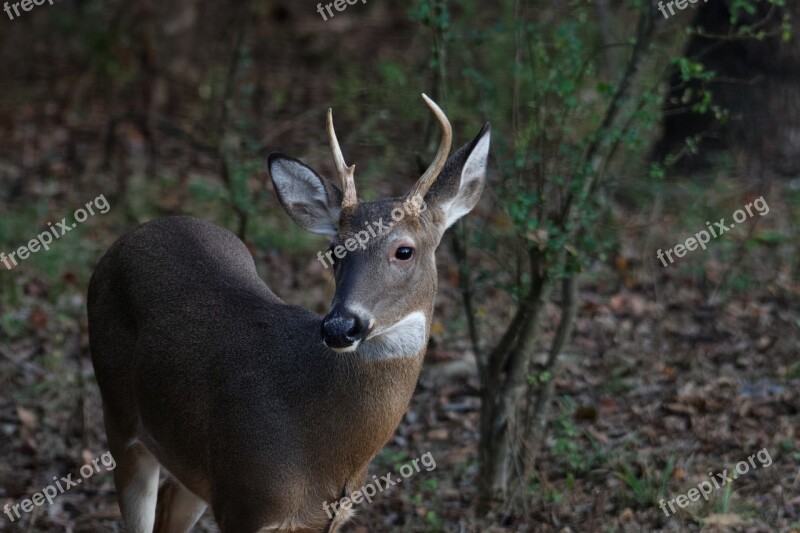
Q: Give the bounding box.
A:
[269,153,342,236]
[423,123,490,230]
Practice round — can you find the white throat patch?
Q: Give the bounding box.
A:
[357,311,427,360]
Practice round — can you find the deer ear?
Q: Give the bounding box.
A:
[425,124,490,229]
[269,153,342,236]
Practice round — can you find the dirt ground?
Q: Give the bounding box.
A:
[1,178,798,532]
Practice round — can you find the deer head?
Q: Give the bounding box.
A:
[269,94,490,360]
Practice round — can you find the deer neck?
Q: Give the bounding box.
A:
[323,351,424,464]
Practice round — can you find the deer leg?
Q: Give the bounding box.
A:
[106,423,160,533]
[154,476,207,532]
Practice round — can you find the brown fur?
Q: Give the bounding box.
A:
[88,115,490,532]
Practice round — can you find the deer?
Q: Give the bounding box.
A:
[87,94,490,533]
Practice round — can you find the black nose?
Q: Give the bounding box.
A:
[322,308,368,349]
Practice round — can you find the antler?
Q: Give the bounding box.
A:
[327,109,357,210]
[405,94,453,215]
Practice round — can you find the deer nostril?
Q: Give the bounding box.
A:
[346,316,362,338]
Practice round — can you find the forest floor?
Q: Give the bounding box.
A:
[1,164,799,532]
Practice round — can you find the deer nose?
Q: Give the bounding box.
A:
[322,308,369,349]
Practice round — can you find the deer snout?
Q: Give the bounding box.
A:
[321,307,371,351]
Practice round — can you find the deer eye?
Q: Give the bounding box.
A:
[395,247,414,260]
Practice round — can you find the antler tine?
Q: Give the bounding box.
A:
[406,94,453,214]
[327,108,357,210]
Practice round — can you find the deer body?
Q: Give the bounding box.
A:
[88,95,490,532]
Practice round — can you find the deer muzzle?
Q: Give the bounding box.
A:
[321,305,372,351]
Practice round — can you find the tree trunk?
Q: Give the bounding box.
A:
[656,0,800,178]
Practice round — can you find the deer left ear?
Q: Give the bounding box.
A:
[268,153,343,236]
[425,123,490,229]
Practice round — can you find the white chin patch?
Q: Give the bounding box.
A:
[327,341,360,353]
[358,311,427,360]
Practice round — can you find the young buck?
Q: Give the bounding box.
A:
[87,94,490,532]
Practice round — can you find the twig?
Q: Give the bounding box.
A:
[706,206,764,306]
[449,227,482,371]
[560,2,656,229]
[524,269,579,445]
